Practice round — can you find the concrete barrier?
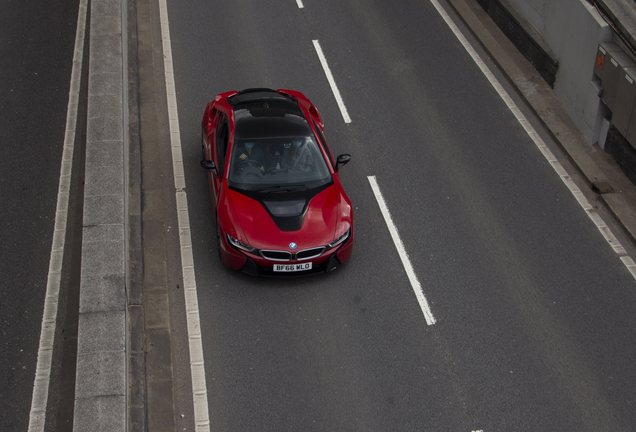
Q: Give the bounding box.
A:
[490,0,613,145]
[476,0,558,87]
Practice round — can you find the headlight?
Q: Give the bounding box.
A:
[327,227,350,249]
[227,234,257,253]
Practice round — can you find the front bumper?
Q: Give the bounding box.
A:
[240,253,341,277]
[220,230,353,277]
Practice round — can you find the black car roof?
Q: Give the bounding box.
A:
[229,89,313,140]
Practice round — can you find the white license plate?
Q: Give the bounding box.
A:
[273,262,312,272]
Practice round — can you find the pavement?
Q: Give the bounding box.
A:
[72,0,129,430]
[447,0,636,245]
[70,0,636,430]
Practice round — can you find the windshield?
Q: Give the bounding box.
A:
[228,136,332,192]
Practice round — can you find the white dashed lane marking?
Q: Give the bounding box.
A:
[313,39,352,124]
[368,176,437,325]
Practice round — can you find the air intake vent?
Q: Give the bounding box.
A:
[296,247,326,261]
[260,250,292,261]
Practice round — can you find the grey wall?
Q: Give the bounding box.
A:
[506,0,614,144]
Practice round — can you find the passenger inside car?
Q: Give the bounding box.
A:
[283,139,314,172]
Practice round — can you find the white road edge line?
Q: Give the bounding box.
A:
[313,39,352,124]
[296,0,304,8]
[368,176,437,325]
[27,1,88,430]
[158,0,211,431]
[429,0,636,282]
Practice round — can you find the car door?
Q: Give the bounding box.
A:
[211,111,229,207]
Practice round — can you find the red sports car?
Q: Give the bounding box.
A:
[200,88,353,276]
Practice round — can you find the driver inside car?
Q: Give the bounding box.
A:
[237,142,265,173]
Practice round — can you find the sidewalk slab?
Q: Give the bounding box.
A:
[74,0,127,430]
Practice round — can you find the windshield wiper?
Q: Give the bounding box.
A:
[252,184,308,193]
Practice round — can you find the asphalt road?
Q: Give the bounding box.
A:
[151,0,636,430]
[0,1,82,430]
[8,0,636,430]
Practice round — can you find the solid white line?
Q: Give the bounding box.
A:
[27,0,88,430]
[368,176,436,325]
[313,40,352,124]
[158,0,211,431]
[296,0,304,8]
[428,0,636,280]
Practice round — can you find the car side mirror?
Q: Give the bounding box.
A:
[200,160,218,176]
[335,154,351,172]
